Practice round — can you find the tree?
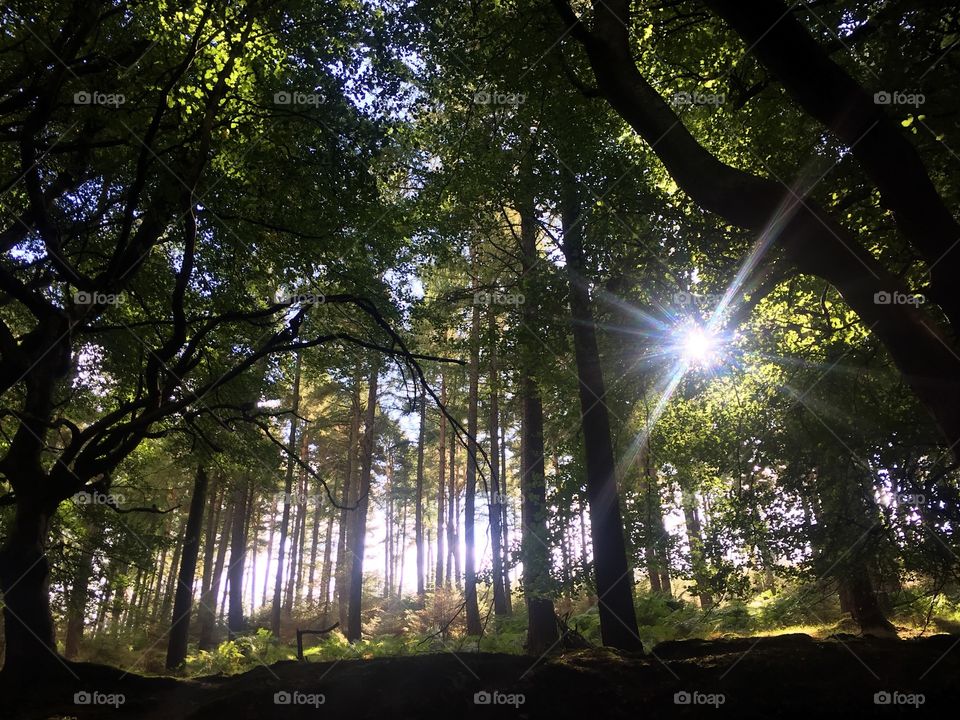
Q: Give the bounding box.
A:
[558,170,643,648]
[166,465,208,670]
[347,363,379,642]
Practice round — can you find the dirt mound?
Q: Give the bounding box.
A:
[7,634,959,719]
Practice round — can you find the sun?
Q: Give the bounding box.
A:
[678,325,721,368]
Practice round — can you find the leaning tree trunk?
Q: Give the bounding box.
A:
[347,364,379,642]
[166,464,209,669]
[560,171,642,650]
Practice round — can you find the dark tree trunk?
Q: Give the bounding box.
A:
[227,482,249,639]
[261,509,276,609]
[453,449,462,590]
[679,479,713,609]
[464,295,483,636]
[520,376,560,655]
[435,373,447,590]
[198,477,221,627]
[447,433,457,588]
[199,502,233,651]
[307,485,323,604]
[0,499,57,676]
[560,172,642,650]
[517,186,559,655]
[319,475,339,624]
[271,352,302,638]
[501,421,512,613]
[337,377,361,628]
[150,544,168,625]
[64,521,99,659]
[160,516,186,625]
[488,308,508,616]
[347,364,379,642]
[166,465,209,670]
[415,387,427,600]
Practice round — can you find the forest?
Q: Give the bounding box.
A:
[1,0,960,717]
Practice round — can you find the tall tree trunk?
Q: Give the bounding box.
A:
[397,494,408,598]
[488,308,508,616]
[415,387,427,600]
[150,543,168,626]
[199,502,234,651]
[464,294,483,636]
[227,482,249,639]
[560,172,641,650]
[435,373,447,589]
[261,509,276,609]
[679,479,713,609]
[516,187,559,655]
[319,475,338,624]
[247,482,259,614]
[446,433,457,588]
[307,487,323,604]
[166,465,209,669]
[347,364,379,642]
[641,437,671,596]
[453,452,462,590]
[198,477,222,621]
[501,421,512,614]
[271,352,302,638]
[160,516,186,625]
[337,377,362,628]
[64,521,99,659]
[384,455,393,599]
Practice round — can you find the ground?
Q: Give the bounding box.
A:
[8,634,959,719]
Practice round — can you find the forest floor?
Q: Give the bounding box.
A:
[11,633,960,719]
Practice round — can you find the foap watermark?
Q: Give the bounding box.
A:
[671,90,725,107]
[73,490,126,506]
[474,291,524,306]
[674,690,725,708]
[74,291,126,306]
[873,90,925,108]
[473,690,525,708]
[274,690,325,707]
[274,90,323,107]
[74,90,125,108]
[473,90,526,107]
[489,491,509,506]
[277,291,325,305]
[897,493,926,505]
[874,690,925,708]
[673,291,723,307]
[74,691,126,708]
[273,492,324,509]
[873,290,924,306]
